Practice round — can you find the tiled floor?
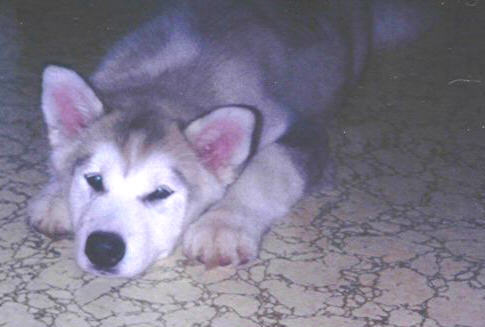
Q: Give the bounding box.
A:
[1,1,484,326]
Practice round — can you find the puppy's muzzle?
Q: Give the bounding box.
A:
[85,231,126,270]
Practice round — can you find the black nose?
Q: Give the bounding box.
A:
[85,231,126,270]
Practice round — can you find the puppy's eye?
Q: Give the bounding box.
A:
[84,174,104,192]
[144,186,173,202]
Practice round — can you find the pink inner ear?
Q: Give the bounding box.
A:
[193,120,245,172]
[53,86,86,136]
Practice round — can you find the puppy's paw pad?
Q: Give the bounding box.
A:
[29,195,72,238]
[183,217,259,268]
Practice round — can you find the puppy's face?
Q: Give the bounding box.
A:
[40,65,256,277]
[70,141,190,277]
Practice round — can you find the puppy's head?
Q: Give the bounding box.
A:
[40,66,256,277]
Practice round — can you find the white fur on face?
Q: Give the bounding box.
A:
[70,142,189,277]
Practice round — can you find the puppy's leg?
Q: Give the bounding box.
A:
[183,122,329,267]
[29,178,72,238]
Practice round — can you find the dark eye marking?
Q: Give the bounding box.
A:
[144,186,174,202]
[84,173,105,192]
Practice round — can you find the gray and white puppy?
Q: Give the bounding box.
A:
[30,0,434,277]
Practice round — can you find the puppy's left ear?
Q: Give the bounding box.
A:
[184,107,256,185]
[41,65,104,149]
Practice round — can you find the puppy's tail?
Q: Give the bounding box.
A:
[371,0,444,50]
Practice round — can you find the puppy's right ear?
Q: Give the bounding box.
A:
[41,66,104,148]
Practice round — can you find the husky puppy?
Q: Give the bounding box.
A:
[30,0,432,277]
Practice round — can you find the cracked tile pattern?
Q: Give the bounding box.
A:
[1,1,485,326]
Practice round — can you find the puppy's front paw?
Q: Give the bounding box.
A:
[183,211,260,268]
[29,184,72,238]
